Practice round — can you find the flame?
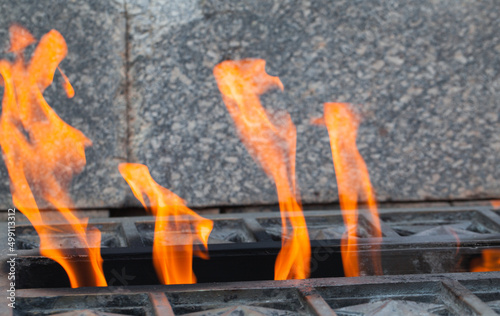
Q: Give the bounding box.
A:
[0,25,106,287]
[213,59,311,280]
[491,200,500,210]
[314,102,382,277]
[119,163,213,284]
[470,249,500,272]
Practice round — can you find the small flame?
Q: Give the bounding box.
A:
[213,59,311,280]
[0,25,106,287]
[58,67,75,98]
[470,249,500,272]
[491,200,500,210]
[119,163,213,285]
[315,102,382,277]
[7,24,35,53]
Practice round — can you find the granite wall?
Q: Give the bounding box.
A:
[0,0,499,209]
[0,0,128,209]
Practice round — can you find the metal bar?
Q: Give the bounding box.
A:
[298,287,337,316]
[478,208,500,230]
[149,292,176,316]
[440,279,498,316]
[243,218,273,242]
[14,272,500,297]
[359,210,400,238]
[121,218,145,248]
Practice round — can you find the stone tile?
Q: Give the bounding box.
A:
[0,0,128,209]
[126,0,500,208]
[2,0,499,211]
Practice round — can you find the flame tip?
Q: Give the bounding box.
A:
[310,117,325,126]
[7,24,36,53]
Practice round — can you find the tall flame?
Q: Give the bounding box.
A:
[213,59,311,280]
[119,163,213,284]
[0,25,106,287]
[314,102,382,277]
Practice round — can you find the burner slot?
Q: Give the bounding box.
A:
[13,242,344,289]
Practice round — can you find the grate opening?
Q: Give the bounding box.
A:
[135,219,257,246]
[15,223,128,250]
[257,214,376,241]
[316,281,454,315]
[14,294,155,316]
[380,210,500,237]
[166,288,310,315]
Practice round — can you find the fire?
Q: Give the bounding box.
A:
[470,249,500,272]
[491,200,500,210]
[118,163,213,284]
[313,102,382,277]
[0,25,106,287]
[213,59,311,280]
[469,197,500,272]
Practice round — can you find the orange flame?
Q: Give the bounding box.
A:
[470,200,500,272]
[470,249,500,272]
[491,200,500,210]
[0,25,106,287]
[119,163,213,284]
[213,59,311,280]
[314,102,382,277]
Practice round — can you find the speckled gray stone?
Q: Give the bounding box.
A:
[127,0,500,208]
[1,0,499,210]
[0,0,128,209]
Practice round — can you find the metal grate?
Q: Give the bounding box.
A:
[2,206,500,315]
[6,273,500,315]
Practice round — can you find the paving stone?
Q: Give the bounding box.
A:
[1,0,498,210]
[126,0,500,208]
[0,0,128,209]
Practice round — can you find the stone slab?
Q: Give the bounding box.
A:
[0,0,128,209]
[1,0,498,210]
[126,0,500,208]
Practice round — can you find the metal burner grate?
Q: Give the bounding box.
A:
[5,273,500,315]
[2,206,500,315]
